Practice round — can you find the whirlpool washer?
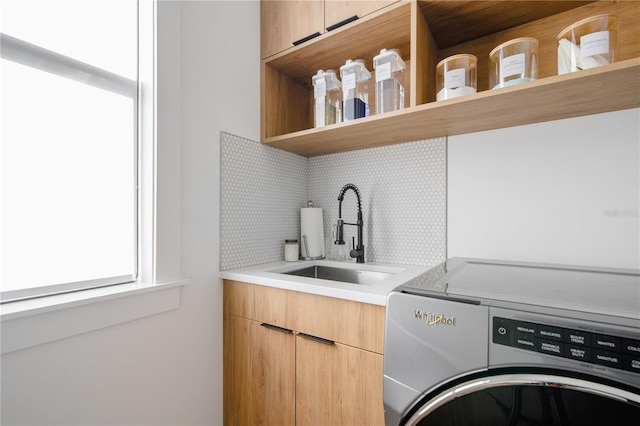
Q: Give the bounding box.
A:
[383,258,640,425]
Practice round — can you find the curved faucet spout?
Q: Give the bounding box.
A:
[338,183,362,214]
[335,183,365,263]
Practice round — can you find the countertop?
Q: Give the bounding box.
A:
[219,259,436,306]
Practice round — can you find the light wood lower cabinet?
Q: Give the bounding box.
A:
[224,314,295,426]
[223,279,385,426]
[296,334,384,426]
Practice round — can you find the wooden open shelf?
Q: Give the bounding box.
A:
[263,59,640,156]
[420,1,594,49]
[260,0,640,157]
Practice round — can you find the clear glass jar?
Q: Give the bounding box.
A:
[339,59,371,121]
[312,69,342,128]
[557,14,618,75]
[436,54,477,101]
[373,48,405,114]
[489,37,538,90]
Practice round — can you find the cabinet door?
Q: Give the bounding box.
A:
[296,334,385,426]
[261,0,324,59]
[224,314,256,425]
[253,323,296,426]
[324,0,398,31]
[224,315,295,426]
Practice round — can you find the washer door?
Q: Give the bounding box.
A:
[403,371,640,426]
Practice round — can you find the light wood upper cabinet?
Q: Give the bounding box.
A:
[261,1,398,59]
[261,1,324,59]
[260,0,640,156]
[324,0,399,30]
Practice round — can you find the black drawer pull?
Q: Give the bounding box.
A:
[298,332,335,345]
[292,32,321,46]
[260,323,293,334]
[326,15,359,32]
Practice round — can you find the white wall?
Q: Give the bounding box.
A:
[448,108,640,269]
[0,1,260,425]
[180,1,260,425]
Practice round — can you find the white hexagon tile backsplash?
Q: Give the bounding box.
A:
[220,132,308,270]
[308,137,446,266]
[220,132,446,270]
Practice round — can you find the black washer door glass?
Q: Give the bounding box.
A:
[417,385,640,426]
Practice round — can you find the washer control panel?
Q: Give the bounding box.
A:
[493,317,640,375]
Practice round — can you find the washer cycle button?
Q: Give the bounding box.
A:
[538,324,563,341]
[593,333,621,351]
[513,320,537,336]
[593,349,622,369]
[564,329,591,347]
[565,345,593,362]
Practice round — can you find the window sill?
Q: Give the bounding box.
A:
[0,279,188,354]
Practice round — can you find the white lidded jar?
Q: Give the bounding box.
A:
[312,69,342,128]
[373,48,405,114]
[339,59,371,122]
[284,239,299,261]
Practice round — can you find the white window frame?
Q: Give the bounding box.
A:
[0,0,186,354]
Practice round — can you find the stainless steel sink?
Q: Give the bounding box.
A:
[280,265,394,285]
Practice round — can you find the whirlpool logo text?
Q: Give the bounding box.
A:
[414,310,456,326]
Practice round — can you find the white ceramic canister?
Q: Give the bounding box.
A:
[284,239,299,261]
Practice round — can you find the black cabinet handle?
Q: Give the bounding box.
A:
[292,32,321,46]
[260,323,293,334]
[298,332,335,346]
[326,15,359,32]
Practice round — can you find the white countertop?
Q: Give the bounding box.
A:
[219,259,435,306]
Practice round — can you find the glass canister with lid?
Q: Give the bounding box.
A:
[339,59,371,121]
[557,14,618,75]
[436,54,477,101]
[489,37,538,90]
[373,48,406,114]
[312,69,342,128]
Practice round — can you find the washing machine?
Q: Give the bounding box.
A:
[383,258,640,425]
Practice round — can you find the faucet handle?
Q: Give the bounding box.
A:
[349,236,365,262]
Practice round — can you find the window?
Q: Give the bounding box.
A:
[1,0,140,303]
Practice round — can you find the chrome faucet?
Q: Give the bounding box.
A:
[335,183,365,263]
